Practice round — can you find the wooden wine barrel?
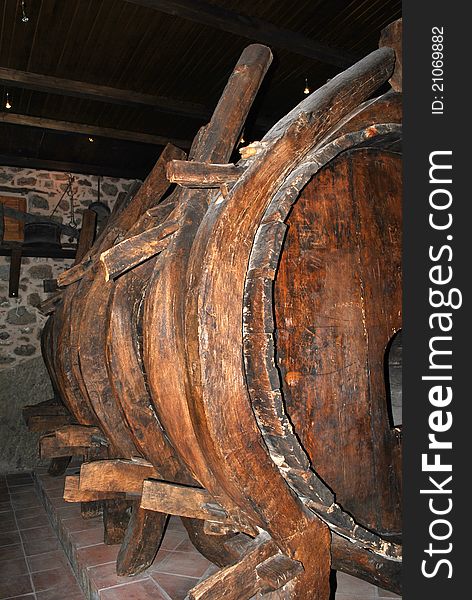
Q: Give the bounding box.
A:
[141,45,402,599]
[34,21,404,599]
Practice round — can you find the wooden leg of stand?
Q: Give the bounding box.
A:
[103,498,132,545]
[116,502,168,576]
[47,456,71,477]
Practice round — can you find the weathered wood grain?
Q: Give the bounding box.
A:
[166,160,244,188]
[186,533,283,600]
[141,480,229,523]
[80,459,158,494]
[64,476,126,503]
[144,43,275,536]
[179,48,395,599]
[99,219,179,281]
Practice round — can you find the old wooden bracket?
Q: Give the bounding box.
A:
[23,398,75,432]
[166,160,244,188]
[99,220,179,281]
[79,458,159,495]
[186,532,302,600]
[39,425,107,458]
[64,475,126,503]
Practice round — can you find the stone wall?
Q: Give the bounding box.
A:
[0,165,138,370]
[0,356,52,473]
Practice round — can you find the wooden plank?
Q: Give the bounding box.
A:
[0,113,191,148]
[54,425,107,448]
[143,43,274,542]
[103,499,132,544]
[0,66,210,119]
[40,435,89,458]
[99,220,179,281]
[8,246,22,298]
[166,161,244,188]
[74,149,184,459]
[141,480,229,522]
[116,504,167,576]
[126,0,358,67]
[181,519,243,567]
[79,459,159,495]
[64,476,126,503]
[27,414,75,432]
[0,203,4,244]
[178,48,396,599]
[379,19,402,92]
[255,554,304,592]
[75,209,97,263]
[0,246,76,258]
[0,196,26,242]
[186,533,281,600]
[1,205,79,239]
[38,292,62,315]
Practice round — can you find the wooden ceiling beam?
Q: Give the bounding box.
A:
[0,112,191,148]
[0,154,145,180]
[125,0,358,67]
[0,66,209,120]
[0,67,274,131]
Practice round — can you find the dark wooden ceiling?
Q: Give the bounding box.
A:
[0,0,401,179]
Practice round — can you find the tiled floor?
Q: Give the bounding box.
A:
[1,469,401,599]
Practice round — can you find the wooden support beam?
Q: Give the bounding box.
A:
[27,414,75,433]
[125,0,358,68]
[56,259,93,288]
[0,203,4,244]
[23,398,70,420]
[116,504,167,575]
[1,205,79,239]
[0,113,191,148]
[141,480,229,522]
[64,476,126,503]
[8,246,22,298]
[186,532,300,600]
[75,209,97,263]
[38,291,62,315]
[0,66,209,120]
[99,220,179,281]
[255,554,304,593]
[23,399,76,432]
[55,425,107,448]
[40,435,89,458]
[103,499,132,545]
[79,459,159,495]
[166,160,244,188]
[379,18,402,92]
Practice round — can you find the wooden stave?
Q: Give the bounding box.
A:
[144,48,398,597]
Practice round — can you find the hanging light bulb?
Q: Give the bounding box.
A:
[5,92,11,110]
[21,1,29,23]
[303,77,310,95]
[88,136,94,143]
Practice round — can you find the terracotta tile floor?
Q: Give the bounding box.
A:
[0,469,401,599]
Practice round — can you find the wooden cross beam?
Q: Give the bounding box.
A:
[0,113,191,148]
[125,0,358,68]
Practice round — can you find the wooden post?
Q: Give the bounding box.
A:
[8,246,22,298]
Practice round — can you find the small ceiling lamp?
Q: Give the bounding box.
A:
[21,1,29,23]
[303,77,310,95]
[88,136,94,143]
[5,92,11,110]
